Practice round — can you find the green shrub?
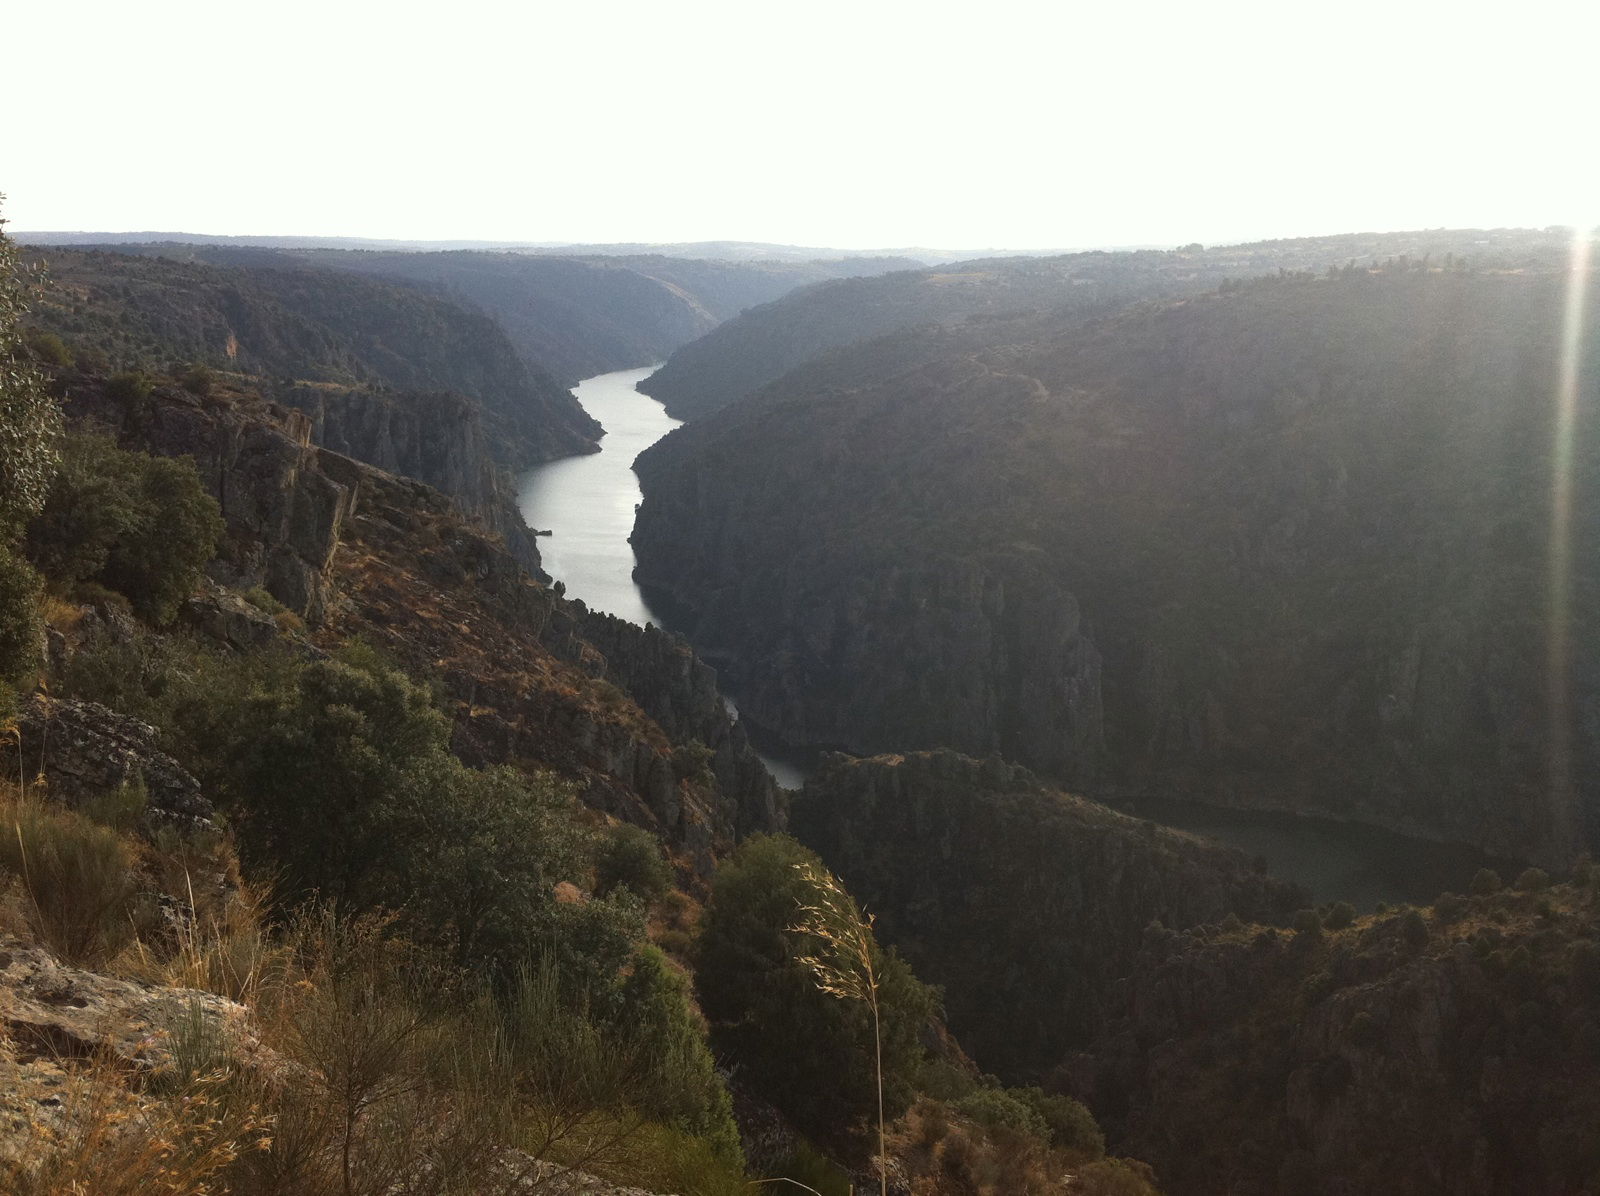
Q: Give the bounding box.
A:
[26,433,222,624]
[1071,1157,1162,1196]
[594,822,672,903]
[23,329,72,369]
[1470,868,1503,895]
[758,1142,852,1196]
[1515,867,1551,892]
[1400,908,1430,949]
[105,370,153,405]
[1293,908,1324,940]
[179,364,214,397]
[1323,901,1356,930]
[1011,1084,1105,1157]
[0,542,43,685]
[952,1086,1048,1139]
[671,739,716,785]
[694,833,938,1136]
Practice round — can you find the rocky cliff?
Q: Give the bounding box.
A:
[636,267,1600,865]
[791,750,1303,1079]
[276,381,544,574]
[64,372,784,865]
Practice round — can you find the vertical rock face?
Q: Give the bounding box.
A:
[65,377,352,625]
[563,607,785,837]
[636,269,1600,865]
[791,750,1302,1078]
[277,382,545,575]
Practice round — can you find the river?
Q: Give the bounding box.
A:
[516,368,810,790]
[519,367,1519,907]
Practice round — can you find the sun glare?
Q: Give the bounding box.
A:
[1547,223,1592,855]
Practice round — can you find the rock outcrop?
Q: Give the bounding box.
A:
[0,937,254,1072]
[0,694,215,836]
[278,381,545,574]
[791,750,1302,1078]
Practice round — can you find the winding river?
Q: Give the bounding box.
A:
[517,368,810,790]
[519,367,1519,907]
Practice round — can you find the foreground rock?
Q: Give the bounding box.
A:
[0,937,255,1073]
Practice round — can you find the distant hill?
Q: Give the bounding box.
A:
[15,230,1065,264]
[35,240,921,384]
[634,262,1600,867]
[24,248,599,467]
[638,228,1577,421]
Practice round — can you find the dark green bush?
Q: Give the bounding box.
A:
[0,542,42,685]
[23,329,72,368]
[594,822,672,903]
[1400,908,1430,949]
[1470,868,1503,895]
[1012,1084,1105,1157]
[952,1086,1047,1139]
[26,433,222,623]
[1293,908,1324,940]
[693,833,938,1136]
[179,364,214,396]
[1516,867,1551,892]
[105,370,153,405]
[1323,901,1356,930]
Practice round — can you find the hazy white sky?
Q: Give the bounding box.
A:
[6,0,1598,249]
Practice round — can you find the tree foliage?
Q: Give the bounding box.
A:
[0,198,61,537]
[26,431,223,623]
[693,834,937,1135]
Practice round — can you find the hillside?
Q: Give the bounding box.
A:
[74,243,920,385]
[634,264,1600,866]
[793,751,1600,1195]
[637,228,1576,421]
[23,248,601,467]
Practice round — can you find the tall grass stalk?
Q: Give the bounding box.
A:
[790,861,885,1196]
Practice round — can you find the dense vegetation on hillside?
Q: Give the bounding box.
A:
[638,228,1577,420]
[635,263,1600,868]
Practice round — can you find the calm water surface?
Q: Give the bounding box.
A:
[517,367,677,627]
[517,367,808,790]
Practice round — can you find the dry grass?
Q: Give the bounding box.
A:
[0,1037,271,1196]
[0,787,140,966]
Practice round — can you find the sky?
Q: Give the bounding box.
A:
[5,0,1599,250]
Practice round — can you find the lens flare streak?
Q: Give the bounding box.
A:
[1547,227,1592,856]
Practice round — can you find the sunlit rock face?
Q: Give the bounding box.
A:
[636,267,1600,865]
